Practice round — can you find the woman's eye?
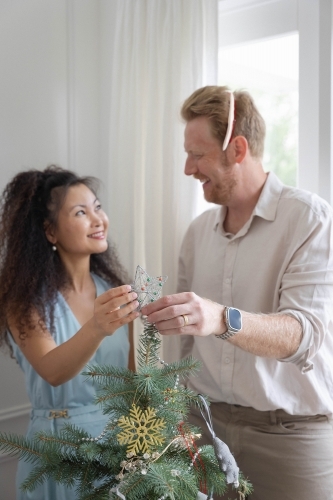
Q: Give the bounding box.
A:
[75,210,85,216]
[95,204,102,211]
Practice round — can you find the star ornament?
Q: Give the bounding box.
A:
[131,265,167,311]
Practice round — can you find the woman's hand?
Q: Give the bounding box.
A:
[8,284,139,386]
[92,285,139,336]
[141,292,225,337]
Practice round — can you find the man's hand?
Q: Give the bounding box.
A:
[141,292,226,337]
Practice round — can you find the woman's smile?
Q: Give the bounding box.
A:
[88,230,105,239]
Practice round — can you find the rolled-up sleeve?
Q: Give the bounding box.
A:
[277,204,333,373]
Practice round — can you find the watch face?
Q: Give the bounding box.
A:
[228,307,242,331]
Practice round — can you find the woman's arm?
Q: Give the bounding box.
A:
[9,285,139,386]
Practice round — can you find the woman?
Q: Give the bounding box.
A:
[0,165,139,499]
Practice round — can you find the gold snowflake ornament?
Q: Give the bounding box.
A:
[117,404,166,455]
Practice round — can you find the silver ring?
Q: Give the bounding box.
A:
[181,314,189,326]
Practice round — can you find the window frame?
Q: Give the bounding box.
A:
[219,0,333,203]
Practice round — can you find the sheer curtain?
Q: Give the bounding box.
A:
[99,0,218,359]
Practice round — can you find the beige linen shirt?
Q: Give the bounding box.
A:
[178,172,333,415]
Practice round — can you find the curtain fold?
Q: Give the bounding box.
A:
[100,0,218,360]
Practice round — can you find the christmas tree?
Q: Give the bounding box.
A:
[0,266,252,500]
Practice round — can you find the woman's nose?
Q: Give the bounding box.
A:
[91,212,102,226]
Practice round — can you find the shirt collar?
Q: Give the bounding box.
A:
[213,171,284,233]
[253,171,284,221]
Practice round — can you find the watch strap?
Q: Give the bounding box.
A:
[215,329,238,340]
[215,306,241,340]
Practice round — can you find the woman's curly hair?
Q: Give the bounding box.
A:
[0,165,129,354]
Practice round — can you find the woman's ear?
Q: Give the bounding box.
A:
[232,135,248,164]
[44,222,57,245]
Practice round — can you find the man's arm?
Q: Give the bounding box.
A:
[141,293,302,359]
[226,310,302,358]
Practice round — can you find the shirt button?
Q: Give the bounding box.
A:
[225,357,230,364]
[225,278,230,284]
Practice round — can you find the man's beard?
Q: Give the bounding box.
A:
[205,177,237,205]
[201,161,238,205]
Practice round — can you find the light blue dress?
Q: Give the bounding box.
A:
[8,273,130,500]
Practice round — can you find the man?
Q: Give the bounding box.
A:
[141,86,333,499]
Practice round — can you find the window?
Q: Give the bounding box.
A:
[219,34,299,187]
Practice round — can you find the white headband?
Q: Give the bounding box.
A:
[222,91,235,151]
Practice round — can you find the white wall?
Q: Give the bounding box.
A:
[0,0,103,191]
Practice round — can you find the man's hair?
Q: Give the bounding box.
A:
[181,85,266,159]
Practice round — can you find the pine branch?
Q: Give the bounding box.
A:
[20,463,52,492]
[160,356,201,380]
[0,433,44,464]
[98,445,124,469]
[49,458,83,487]
[197,445,227,496]
[57,424,92,442]
[36,431,80,450]
[136,322,161,368]
[83,365,135,385]
[100,401,139,418]
[148,461,198,500]
[82,482,112,500]
[110,471,146,499]
[134,366,166,396]
[95,387,137,405]
[78,462,93,491]
[78,443,103,462]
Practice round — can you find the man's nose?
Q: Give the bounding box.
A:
[184,157,197,176]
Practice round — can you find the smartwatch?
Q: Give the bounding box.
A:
[215,306,242,340]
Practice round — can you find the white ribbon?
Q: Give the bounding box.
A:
[197,492,213,500]
[222,90,235,151]
[109,486,126,500]
[198,395,239,488]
